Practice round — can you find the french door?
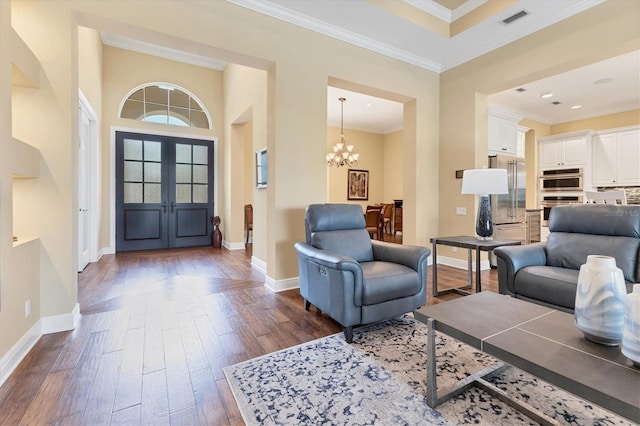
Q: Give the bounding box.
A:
[116,131,215,252]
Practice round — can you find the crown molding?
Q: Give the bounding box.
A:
[404,0,487,23]
[404,0,452,22]
[441,0,605,71]
[100,33,227,71]
[451,0,488,21]
[227,0,442,72]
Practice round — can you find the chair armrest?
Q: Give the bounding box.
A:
[494,243,547,296]
[371,240,431,276]
[294,242,362,275]
[294,242,365,313]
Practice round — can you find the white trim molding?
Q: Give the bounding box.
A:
[435,255,490,272]
[0,303,80,388]
[265,276,299,293]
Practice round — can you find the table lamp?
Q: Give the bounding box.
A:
[461,168,508,240]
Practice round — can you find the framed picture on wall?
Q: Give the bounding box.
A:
[347,169,369,200]
[256,148,267,188]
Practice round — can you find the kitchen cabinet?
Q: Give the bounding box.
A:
[538,131,592,169]
[488,107,522,157]
[593,127,640,186]
[525,209,541,244]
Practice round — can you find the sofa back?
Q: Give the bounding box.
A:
[547,204,640,282]
[305,203,374,262]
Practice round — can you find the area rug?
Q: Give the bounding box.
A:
[224,315,633,425]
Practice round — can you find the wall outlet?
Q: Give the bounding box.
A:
[456,207,466,216]
[451,247,457,253]
[25,299,30,318]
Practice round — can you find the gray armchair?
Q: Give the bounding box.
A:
[294,203,430,342]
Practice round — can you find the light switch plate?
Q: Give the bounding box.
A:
[456,207,467,216]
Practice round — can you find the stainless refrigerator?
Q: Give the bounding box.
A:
[488,155,527,266]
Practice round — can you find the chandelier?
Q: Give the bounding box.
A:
[327,97,359,168]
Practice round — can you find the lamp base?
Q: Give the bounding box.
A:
[475,195,494,240]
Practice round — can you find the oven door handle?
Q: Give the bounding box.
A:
[539,174,582,179]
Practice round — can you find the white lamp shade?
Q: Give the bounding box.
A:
[461,168,508,195]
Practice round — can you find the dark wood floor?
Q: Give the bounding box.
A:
[0,242,498,425]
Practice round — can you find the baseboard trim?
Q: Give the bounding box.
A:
[100,246,115,256]
[251,256,266,273]
[436,255,490,271]
[41,303,81,335]
[223,240,246,251]
[0,321,41,387]
[265,276,299,293]
[0,303,80,388]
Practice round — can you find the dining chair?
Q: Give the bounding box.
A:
[583,190,627,205]
[380,203,393,236]
[365,208,381,239]
[244,204,253,246]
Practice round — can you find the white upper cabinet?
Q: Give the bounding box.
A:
[538,133,590,169]
[488,107,522,157]
[593,127,640,186]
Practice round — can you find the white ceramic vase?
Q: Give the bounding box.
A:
[622,284,640,366]
[574,255,626,346]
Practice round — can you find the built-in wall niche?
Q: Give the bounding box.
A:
[11,139,41,246]
[11,28,40,89]
[11,28,43,247]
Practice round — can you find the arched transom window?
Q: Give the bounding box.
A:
[119,83,211,129]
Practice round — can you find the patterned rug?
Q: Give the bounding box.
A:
[224,315,633,425]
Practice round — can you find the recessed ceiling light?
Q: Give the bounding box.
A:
[571,105,582,110]
[541,92,553,99]
[594,78,613,85]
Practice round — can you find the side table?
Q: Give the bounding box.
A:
[430,236,520,296]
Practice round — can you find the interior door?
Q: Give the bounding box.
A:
[77,106,91,270]
[116,132,214,252]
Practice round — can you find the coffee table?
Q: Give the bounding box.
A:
[414,292,640,424]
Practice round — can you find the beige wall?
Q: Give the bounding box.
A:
[243,121,254,207]
[11,2,79,321]
[327,126,385,209]
[439,0,640,248]
[551,109,640,135]
[101,46,223,251]
[78,26,102,114]
[2,0,636,369]
[223,63,267,260]
[327,127,404,210]
[62,1,440,283]
[383,130,404,203]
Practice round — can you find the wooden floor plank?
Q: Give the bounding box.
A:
[140,369,169,424]
[80,350,122,425]
[163,327,196,414]
[12,368,72,425]
[0,245,498,424]
[113,326,144,412]
[191,367,230,426]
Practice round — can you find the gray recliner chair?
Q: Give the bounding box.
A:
[294,203,431,342]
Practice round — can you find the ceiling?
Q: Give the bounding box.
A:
[101,0,639,133]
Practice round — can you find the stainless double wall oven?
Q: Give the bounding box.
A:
[539,168,585,226]
[540,194,583,226]
[539,168,583,192]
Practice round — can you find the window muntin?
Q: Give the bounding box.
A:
[120,83,211,129]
